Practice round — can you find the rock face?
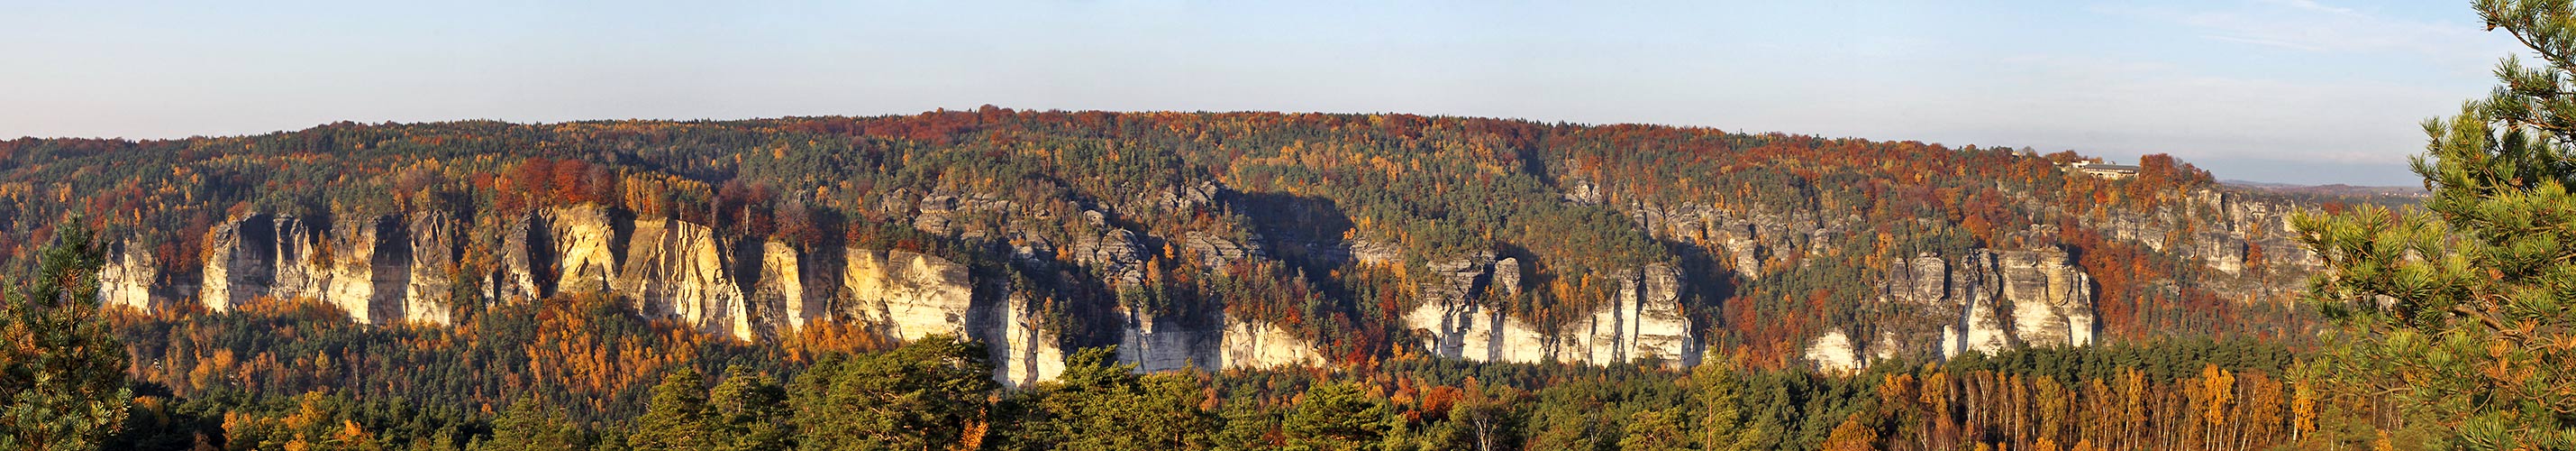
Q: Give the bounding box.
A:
[2089,189,2320,299]
[1114,310,1325,373]
[402,212,457,325]
[99,240,158,310]
[1995,248,2095,348]
[137,182,2273,381]
[752,241,808,331]
[1115,312,1203,372]
[1810,245,2097,370]
[1218,319,1325,369]
[992,290,1068,388]
[147,204,1095,385]
[1805,330,1861,374]
[547,205,622,295]
[190,214,445,324]
[1403,253,1698,368]
[317,216,409,325]
[491,214,548,302]
[198,215,273,312]
[845,249,976,341]
[1549,264,1698,366]
[615,218,752,339]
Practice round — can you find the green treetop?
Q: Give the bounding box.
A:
[0,224,132,451]
[2296,1,2576,447]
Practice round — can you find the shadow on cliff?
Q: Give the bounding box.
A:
[1233,192,1356,273]
[1658,236,1736,359]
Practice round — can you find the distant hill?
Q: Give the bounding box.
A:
[2223,179,2428,200]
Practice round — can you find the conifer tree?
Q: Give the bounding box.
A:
[709,366,792,451]
[1285,381,1393,451]
[1617,408,1691,451]
[0,224,131,451]
[471,396,586,451]
[997,346,1219,451]
[1693,358,1761,451]
[790,335,997,451]
[628,369,713,450]
[2295,1,2576,447]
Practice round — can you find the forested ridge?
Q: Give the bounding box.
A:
[13,3,2560,447]
[5,106,2336,353]
[0,107,2386,450]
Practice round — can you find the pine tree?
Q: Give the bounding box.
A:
[1285,381,1393,451]
[471,396,587,451]
[628,369,713,450]
[1692,358,1761,451]
[998,346,1219,451]
[1617,408,1691,451]
[789,335,997,451]
[0,224,132,451]
[709,366,792,451]
[2294,1,2576,447]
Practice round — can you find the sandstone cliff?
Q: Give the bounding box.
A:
[1804,245,2097,372]
[186,213,455,324]
[99,239,158,310]
[614,217,751,339]
[123,177,2311,381]
[844,249,975,341]
[1115,309,1325,373]
[159,205,1061,363]
[1401,252,1698,368]
[401,211,458,325]
[2089,189,2320,300]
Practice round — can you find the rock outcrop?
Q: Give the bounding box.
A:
[1808,245,2098,370]
[992,290,1068,388]
[2085,189,2320,299]
[1114,310,1325,373]
[189,214,448,325]
[151,204,1091,384]
[1805,330,1861,374]
[401,211,457,325]
[546,205,621,294]
[752,241,809,331]
[1182,231,1266,268]
[844,249,976,341]
[1403,253,1698,368]
[99,240,158,310]
[615,218,751,339]
[1070,216,1149,287]
[136,177,2276,381]
[1622,202,1852,281]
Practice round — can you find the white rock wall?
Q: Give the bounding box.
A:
[616,218,751,339]
[845,249,975,341]
[98,240,156,310]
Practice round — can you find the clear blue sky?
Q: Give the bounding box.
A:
[2,1,2523,185]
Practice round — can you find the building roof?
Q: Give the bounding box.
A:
[2080,164,2140,172]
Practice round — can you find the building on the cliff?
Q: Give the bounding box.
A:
[2068,161,2140,179]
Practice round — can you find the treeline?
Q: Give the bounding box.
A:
[91,290,2350,451]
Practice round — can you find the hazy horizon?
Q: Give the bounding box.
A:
[5,1,2514,186]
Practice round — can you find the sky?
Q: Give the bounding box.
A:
[0,1,2526,185]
